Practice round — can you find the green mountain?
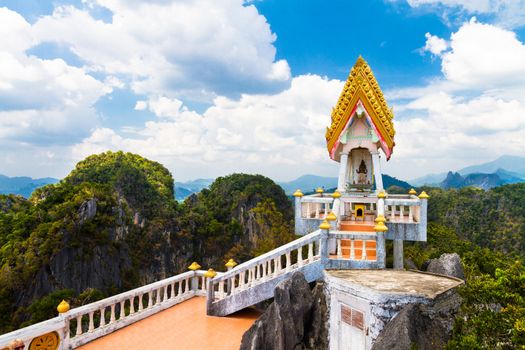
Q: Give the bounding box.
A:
[0,152,294,332]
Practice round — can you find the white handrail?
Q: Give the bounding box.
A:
[215,230,322,282]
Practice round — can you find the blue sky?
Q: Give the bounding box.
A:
[1,0,525,181]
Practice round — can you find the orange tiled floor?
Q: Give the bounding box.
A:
[78,297,260,350]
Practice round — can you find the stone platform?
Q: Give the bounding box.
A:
[324,269,463,349]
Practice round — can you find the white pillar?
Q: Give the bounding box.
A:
[337,152,349,192]
[371,151,383,191]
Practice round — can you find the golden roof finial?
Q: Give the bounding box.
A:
[326,56,395,160]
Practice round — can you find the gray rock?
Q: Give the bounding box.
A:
[304,282,328,350]
[426,253,465,280]
[78,198,97,224]
[404,258,418,271]
[372,290,461,350]
[240,272,328,350]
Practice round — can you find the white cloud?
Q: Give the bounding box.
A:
[32,0,291,101]
[441,19,525,90]
[0,7,110,145]
[387,19,525,178]
[423,33,448,56]
[73,74,343,180]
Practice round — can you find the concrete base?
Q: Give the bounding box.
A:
[324,269,463,350]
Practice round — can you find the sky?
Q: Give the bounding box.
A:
[1,0,525,182]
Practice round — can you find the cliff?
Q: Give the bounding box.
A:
[0,152,295,332]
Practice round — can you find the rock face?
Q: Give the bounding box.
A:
[372,290,461,350]
[240,272,328,350]
[427,253,465,280]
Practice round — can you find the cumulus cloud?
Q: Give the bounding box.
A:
[73,75,342,180]
[0,7,110,145]
[387,19,525,178]
[32,0,291,100]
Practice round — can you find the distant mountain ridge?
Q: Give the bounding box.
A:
[411,155,525,189]
[174,178,214,200]
[441,169,524,190]
[0,175,58,198]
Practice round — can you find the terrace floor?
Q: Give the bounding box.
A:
[78,297,260,350]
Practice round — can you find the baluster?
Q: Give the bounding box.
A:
[178,281,182,296]
[138,294,144,312]
[409,206,413,222]
[362,240,367,260]
[129,296,135,314]
[337,239,342,259]
[147,291,153,308]
[286,252,291,271]
[390,205,395,220]
[201,276,206,291]
[231,276,236,294]
[350,240,355,260]
[315,203,320,218]
[262,261,267,280]
[273,258,278,276]
[110,304,116,323]
[307,202,311,218]
[170,282,175,299]
[88,312,95,332]
[156,288,161,305]
[240,271,245,289]
[119,300,125,319]
[267,260,272,276]
[184,278,189,293]
[99,308,106,327]
[219,280,225,298]
[400,205,404,219]
[251,267,256,286]
[163,285,168,301]
[297,247,303,267]
[308,242,314,261]
[76,315,83,335]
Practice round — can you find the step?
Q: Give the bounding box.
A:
[339,222,376,232]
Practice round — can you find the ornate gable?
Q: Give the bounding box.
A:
[326,56,395,160]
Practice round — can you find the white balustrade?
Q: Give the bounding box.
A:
[0,269,221,350]
[209,231,322,302]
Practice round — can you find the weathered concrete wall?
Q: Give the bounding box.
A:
[324,270,462,349]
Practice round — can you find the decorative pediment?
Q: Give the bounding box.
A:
[326,56,395,160]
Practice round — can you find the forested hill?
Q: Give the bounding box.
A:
[404,183,525,348]
[0,152,295,333]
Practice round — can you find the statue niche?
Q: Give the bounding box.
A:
[356,159,368,185]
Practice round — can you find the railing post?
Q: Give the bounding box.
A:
[419,191,429,241]
[319,220,330,268]
[204,269,217,315]
[57,300,70,350]
[376,192,387,268]
[225,259,237,294]
[293,190,303,233]
[188,262,201,292]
